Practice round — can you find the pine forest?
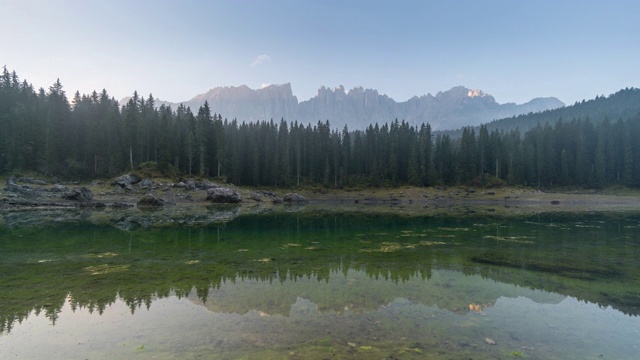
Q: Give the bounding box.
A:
[2,67,640,189]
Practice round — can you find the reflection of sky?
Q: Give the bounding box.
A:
[490,296,639,357]
[188,269,565,316]
[3,214,640,358]
[2,278,638,359]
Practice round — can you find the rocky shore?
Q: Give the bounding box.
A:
[2,174,640,230]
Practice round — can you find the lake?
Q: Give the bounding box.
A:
[1,210,639,359]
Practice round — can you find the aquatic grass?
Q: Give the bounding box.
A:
[1,212,640,359]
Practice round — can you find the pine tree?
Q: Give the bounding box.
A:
[196,101,212,177]
[419,123,435,185]
[45,79,72,175]
[277,119,291,186]
[458,127,477,183]
[341,125,351,183]
[122,92,141,170]
[157,105,174,175]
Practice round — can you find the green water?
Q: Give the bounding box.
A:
[1,211,639,359]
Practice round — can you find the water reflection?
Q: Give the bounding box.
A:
[188,268,567,316]
[1,212,640,359]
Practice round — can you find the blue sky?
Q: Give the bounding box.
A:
[2,0,639,105]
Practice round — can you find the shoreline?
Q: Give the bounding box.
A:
[3,176,640,230]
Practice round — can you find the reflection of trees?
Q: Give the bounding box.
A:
[1,212,639,333]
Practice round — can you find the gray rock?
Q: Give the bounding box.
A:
[185,180,197,190]
[6,176,37,197]
[6,176,18,188]
[111,202,133,209]
[206,187,242,203]
[111,174,142,189]
[138,178,154,189]
[17,177,48,185]
[194,180,219,190]
[283,193,308,204]
[48,184,70,193]
[255,190,281,203]
[137,193,174,207]
[63,187,94,202]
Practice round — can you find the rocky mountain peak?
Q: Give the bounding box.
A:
[145,84,564,131]
[467,89,488,98]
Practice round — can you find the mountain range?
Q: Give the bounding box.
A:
[150,84,565,131]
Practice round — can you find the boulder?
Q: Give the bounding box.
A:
[48,184,70,193]
[173,182,187,188]
[283,193,308,204]
[251,192,262,202]
[6,176,18,189]
[195,180,219,190]
[17,177,48,185]
[137,193,174,207]
[138,178,154,189]
[63,187,94,202]
[206,187,242,203]
[111,174,142,189]
[111,202,133,209]
[262,190,277,197]
[185,180,197,190]
[254,190,281,203]
[5,176,36,197]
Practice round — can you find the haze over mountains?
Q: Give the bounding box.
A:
[152,85,565,131]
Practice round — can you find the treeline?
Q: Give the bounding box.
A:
[2,67,640,188]
[482,87,640,134]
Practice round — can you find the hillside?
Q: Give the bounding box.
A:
[483,87,640,133]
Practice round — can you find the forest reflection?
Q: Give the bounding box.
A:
[1,212,640,334]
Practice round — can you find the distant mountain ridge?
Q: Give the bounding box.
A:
[146,84,564,131]
[478,87,640,134]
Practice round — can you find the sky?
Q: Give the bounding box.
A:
[2,0,639,105]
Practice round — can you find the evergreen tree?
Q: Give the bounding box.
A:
[458,127,477,183]
[195,101,212,177]
[157,105,174,175]
[45,79,72,175]
[277,119,291,186]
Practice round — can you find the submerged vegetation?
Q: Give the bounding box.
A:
[1,212,639,359]
[2,67,640,190]
[2,212,640,332]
